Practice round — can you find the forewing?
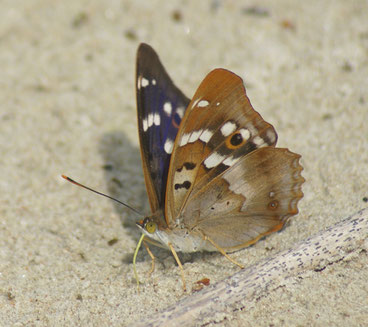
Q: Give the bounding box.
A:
[165,69,277,224]
[136,43,190,212]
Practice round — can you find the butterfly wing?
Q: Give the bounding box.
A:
[165,69,304,249]
[181,147,304,251]
[136,43,190,213]
[165,69,278,223]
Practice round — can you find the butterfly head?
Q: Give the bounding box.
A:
[136,213,180,249]
[136,214,168,246]
[137,217,157,235]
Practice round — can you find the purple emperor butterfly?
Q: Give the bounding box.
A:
[135,43,305,291]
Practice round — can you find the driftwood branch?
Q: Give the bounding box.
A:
[137,208,368,327]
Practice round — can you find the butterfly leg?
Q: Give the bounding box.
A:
[168,242,187,292]
[204,236,245,269]
[143,240,155,276]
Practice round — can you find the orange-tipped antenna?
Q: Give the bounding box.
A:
[61,175,142,216]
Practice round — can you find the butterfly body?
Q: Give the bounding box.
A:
[135,44,304,287]
[138,215,213,253]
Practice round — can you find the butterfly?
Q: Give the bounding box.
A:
[134,43,305,291]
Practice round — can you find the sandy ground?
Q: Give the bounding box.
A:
[0,0,367,326]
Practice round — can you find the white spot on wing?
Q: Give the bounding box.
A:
[143,113,160,130]
[163,102,172,116]
[199,129,214,142]
[142,118,148,131]
[223,156,240,167]
[246,123,257,136]
[164,139,174,154]
[177,106,185,119]
[147,113,154,128]
[152,79,157,85]
[221,121,237,137]
[153,113,160,126]
[189,130,202,143]
[239,128,250,141]
[253,136,264,146]
[198,100,209,107]
[180,133,191,146]
[204,152,225,168]
[267,129,276,144]
[180,129,212,146]
[141,78,149,87]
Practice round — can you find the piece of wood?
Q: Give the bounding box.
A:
[136,208,368,327]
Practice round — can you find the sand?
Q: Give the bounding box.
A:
[0,1,367,326]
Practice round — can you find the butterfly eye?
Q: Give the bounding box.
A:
[145,221,157,234]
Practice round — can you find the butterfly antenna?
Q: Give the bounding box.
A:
[61,175,142,216]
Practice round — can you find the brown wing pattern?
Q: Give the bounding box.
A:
[182,147,305,250]
[165,69,278,225]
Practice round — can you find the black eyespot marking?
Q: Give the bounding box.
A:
[230,133,243,146]
[174,181,191,190]
[226,201,230,205]
[268,200,279,210]
[184,162,196,170]
[177,162,196,172]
